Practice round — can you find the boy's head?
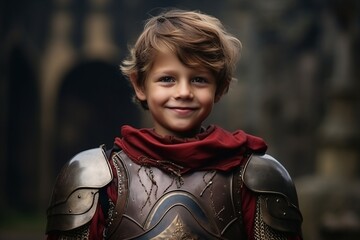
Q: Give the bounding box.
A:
[121,9,242,109]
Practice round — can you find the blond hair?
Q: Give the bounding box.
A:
[121,9,242,109]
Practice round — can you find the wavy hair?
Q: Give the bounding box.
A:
[121,9,242,109]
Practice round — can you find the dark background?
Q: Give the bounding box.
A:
[0,0,359,239]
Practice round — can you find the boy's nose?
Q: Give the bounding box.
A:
[176,81,193,99]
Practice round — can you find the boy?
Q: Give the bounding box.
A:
[46,9,303,239]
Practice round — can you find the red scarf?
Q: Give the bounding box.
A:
[114,125,267,174]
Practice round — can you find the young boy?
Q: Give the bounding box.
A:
[46,9,303,240]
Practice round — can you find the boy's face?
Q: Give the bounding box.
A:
[132,50,218,138]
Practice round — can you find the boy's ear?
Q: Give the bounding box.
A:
[130,73,146,101]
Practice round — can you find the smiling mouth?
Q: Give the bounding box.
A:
[168,107,197,114]
[168,106,197,110]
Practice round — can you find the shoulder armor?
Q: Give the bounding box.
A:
[46,147,113,233]
[243,154,303,234]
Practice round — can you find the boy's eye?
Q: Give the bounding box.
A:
[192,77,207,84]
[159,76,175,83]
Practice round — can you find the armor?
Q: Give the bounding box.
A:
[46,147,113,233]
[46,148,302,239]
[243,154,303,234]
[105,151,247,239]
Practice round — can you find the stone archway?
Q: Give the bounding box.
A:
[53,59,139,174]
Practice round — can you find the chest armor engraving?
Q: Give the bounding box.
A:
[107,151,246,240]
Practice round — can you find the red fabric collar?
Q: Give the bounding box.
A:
[114,125,267,174]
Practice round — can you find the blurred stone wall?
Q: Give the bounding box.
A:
[0,0,359,239]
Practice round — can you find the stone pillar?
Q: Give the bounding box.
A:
[296,3,360,239]
[82,0,119,61]
[39,1,76,207]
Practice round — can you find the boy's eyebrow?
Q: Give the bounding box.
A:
[152,68,212,75]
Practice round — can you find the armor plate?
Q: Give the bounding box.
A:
[106,151,246,239]
[243,154,303,234]
[46,147,113,232]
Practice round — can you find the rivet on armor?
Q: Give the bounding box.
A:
[283,212,287,216]
[69,209,72,213]
[276,198,280,203]
[78,195,81,198]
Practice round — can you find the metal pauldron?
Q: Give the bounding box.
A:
[46,147,113,233]
[242,154,303,235]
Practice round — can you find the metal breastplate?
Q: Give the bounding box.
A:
[106,151,246,240]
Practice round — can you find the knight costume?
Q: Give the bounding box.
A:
[46,125,303,239]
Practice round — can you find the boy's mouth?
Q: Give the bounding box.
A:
[167,106,198,115]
